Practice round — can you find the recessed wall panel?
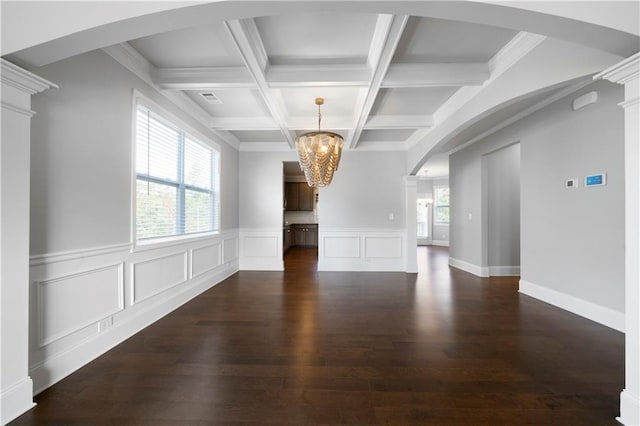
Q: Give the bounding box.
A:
[323,236,360,258]
[223,237,238,263]
[132,252,187,303]
[192,243,222,278]
[37,263,124,346]
[364,237,402,258]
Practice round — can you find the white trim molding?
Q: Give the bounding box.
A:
[448,257,490,277]
[519,279,624,332]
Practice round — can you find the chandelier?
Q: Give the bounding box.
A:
[295,97,343,187]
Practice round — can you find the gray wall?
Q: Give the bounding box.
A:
[31,50,239,255]
[450,80,624,312]
[320,151,406,229]
[239,150,297,229]
[486,143,520,268]
[239,150,407,230]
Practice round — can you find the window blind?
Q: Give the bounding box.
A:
[135,104,219,240]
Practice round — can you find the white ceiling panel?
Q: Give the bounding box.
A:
[371,87,459,116]
[185,89,271,118]
[256,12,378,65]
[129,23,244,68]
[392,17,517,64]
[231,130,286,143]
[359,129,416,142]
[278,86,362,118]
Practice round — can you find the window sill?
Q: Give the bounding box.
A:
[133,231,220,252]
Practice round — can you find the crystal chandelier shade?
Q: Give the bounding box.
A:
[295,98,343,187]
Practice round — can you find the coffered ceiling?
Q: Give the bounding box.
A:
[122,13,517,154]
[5,1,635,177]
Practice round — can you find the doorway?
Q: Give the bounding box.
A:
[283,161,319,269]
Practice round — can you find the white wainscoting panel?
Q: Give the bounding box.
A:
[28,230,240,396]
[319,229,405,271]
[239,229,283,270]
[191,243,222,279]
[36,263,124,347]
[364,236,402,258]
[132,252,188,304]
[223,237,238,264]
[323,236,360,258]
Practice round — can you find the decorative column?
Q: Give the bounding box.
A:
[404,176,418,273]
[0,59,56,424]
[596,52,640,426]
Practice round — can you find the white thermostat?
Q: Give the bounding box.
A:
[585,173,607,187]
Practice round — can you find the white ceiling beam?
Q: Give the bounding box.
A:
[348,14,409,149]
[267,64,371,88]
[153,67,255,90]
[382,63,489,88]
[365,115,434,129]
[224,19,296,147]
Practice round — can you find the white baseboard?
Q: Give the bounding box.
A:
[488,265,521,276]
[0,377,36,424]
[30,263,237,395]
[431,240,449,247]
[448,257,489,277]
[519,279,624,332]
[618,389,640,426]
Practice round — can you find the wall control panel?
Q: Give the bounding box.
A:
[585,173,607,187]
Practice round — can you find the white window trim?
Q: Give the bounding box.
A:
[433,185,450,226]
[130,90,221,250]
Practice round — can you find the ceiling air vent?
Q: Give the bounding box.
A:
[200,92,222,104]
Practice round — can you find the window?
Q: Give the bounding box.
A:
[135,103,219,241]
[434,187,450,224]
[417,198,430,238]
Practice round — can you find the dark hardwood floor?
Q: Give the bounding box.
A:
[12,246,623,425]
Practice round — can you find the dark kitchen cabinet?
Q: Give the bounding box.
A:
[292,224,317,247]
[285,183,314,211]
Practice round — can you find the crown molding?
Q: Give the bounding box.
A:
[448,78,593,156]
[594,52,640,85]
[1,58,57,94]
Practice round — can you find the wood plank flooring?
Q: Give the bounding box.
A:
[12,246,624,425]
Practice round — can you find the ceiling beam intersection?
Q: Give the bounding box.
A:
[348,14,409,149]
[224,18,296,147]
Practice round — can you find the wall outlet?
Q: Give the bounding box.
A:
[99,316,113,331]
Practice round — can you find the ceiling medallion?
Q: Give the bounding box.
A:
[295,97,344,188]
